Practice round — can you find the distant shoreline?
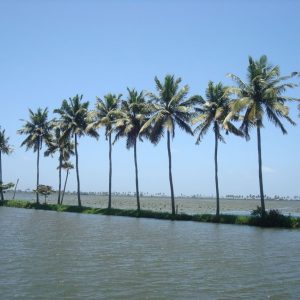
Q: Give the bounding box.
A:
[5,190,300,201]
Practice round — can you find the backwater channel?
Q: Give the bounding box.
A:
[0,207,299,299]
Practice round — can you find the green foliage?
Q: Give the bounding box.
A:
[54,95,99,139]
[44,126,75,162]
[193,81,243,144]
[251,206,295,227]
[33,185,53,203]
[34,185,53,196]
[228,55,297,139]
[251,206,265,217]
[2,200,34,208]
[90,93,122,137]
[0,182,14,191]
[0,127,13,155]
[141,74,199,143]
[18,108,53,152]
[113,88,151,148]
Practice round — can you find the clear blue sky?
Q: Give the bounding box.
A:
[0,0,299,197]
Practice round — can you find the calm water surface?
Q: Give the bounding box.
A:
[0,207,299,299]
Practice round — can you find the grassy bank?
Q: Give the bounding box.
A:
[1,200,300,229]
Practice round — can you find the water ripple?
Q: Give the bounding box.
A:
[0,207,299,299]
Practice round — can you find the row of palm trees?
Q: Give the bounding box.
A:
[1,55,298,217]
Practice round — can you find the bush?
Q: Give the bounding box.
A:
[251,206,264,217]
[251,206,294,228]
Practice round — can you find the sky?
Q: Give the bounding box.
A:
[0,0,299,197]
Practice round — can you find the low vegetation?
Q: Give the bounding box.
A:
[2,200,299,229]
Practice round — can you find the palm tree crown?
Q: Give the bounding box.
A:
[18,108,52,203]
[228,55,297,139]
[44,126,75,163]
[193,81,243,217]
[193,81,242,143]
[114,88,152,211]
[54,95,98,139]
[18,108,52,151]
[54,95,98,207]
[141,74,199,215]
[92,93,122,137]
[89,93,122,209]
[0,128,13,155]
[142,75,198,143]
[228,55,297,215]
[114,88,151,147]
[45,125,75,204]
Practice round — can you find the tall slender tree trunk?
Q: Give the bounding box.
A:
[75,133,81,207]
[108,132,112,209]
[214,124,220,218]
[61,169,69,205]
[257,126,265,217]
[134,140,140,212]
[0,151,4,202]
[13,179,19,200]
[57,153,62,204]
[36,139,40,204]
[167,131,175,216]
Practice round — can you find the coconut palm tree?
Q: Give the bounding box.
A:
[114,88,152,212]
[89,93,121,209]
[0,127,13,201]
[54,95,98,207]
[193,81,243,218]
[44,125,74,204]
[227,55,297,216]
[18,108,52,203]
[141,75,199,216]
[61,161,74,205]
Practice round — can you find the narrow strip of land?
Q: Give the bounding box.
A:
[1,200,300,229]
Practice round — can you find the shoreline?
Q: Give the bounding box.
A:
[6,191,300,201]
[1,200,300,229]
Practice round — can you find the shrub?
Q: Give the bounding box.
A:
[251,206,293,228]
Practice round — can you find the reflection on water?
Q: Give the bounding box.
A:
[0,207,299,299]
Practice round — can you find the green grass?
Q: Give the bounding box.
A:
[1,200,300,229]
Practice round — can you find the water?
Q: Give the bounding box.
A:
[0,207,300,299]
[5,191,300,215]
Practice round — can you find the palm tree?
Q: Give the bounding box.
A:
[44,125,74,204]
[89,93,121,209]
[18,108,52,203]
[54,95,98,207]
[114,88,152,212]
[228,55,297,216]
[61,161,74,205]
[0,127,13,201]
[141,75,199,216]
[193,81,243,218]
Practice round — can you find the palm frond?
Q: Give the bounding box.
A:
[0,128,13,155]
[194,120,212,144]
